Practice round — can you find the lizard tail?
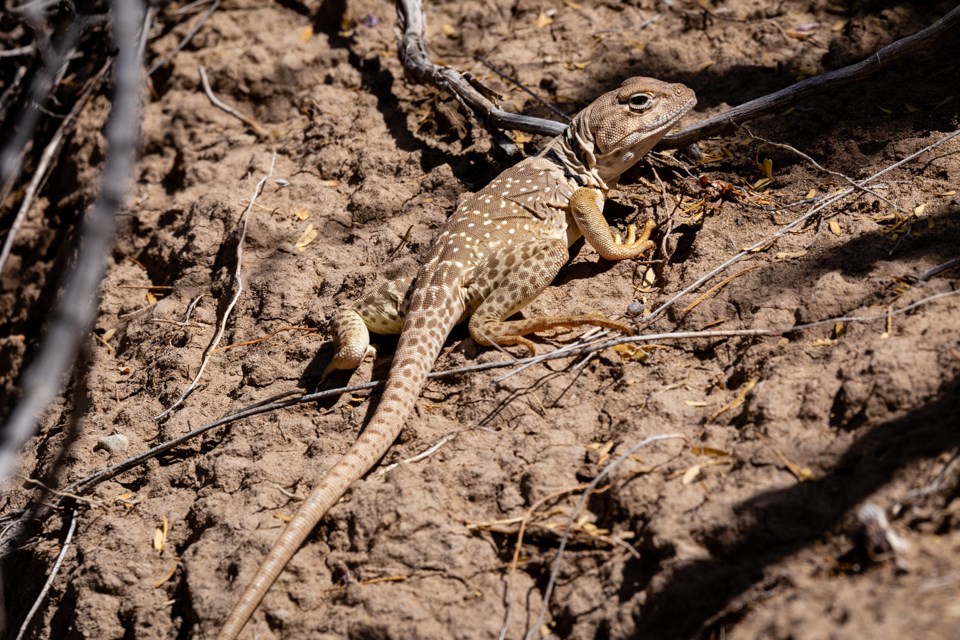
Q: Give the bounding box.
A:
[218,286,464,639]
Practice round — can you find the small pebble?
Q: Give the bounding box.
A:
[97,433,130,453]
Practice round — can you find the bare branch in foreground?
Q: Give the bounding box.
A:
[0,10,84,220]
[395,0,960,148]
[0,63,111,276]
[13,509,77,640]
[0,0,145,495]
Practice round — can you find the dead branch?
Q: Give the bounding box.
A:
[0,7,85,220]
[0,0,145,499]
[665,5,960,147]
[13,508,77,640]
[395,0,960,148]
[396,0,566,138]
[0,62,111,276]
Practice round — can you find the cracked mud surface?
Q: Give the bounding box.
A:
[3,1,960,638]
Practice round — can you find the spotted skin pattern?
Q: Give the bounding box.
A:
[219,77,696,639]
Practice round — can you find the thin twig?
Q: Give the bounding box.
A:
[919,256,960,282]
[147,0,219,75]
[197,65,270,137]
[14,508,78,640]
[0,44,36,58]
[525,434,687,640]
[497,483,589,640]
[154,152,276,419]
[661,5,960,148]
[747,129,909,216]
[474,55,571,122]
[376,432,458,475]
[636,127,960,331]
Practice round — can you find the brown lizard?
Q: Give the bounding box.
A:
[218,76,696,639]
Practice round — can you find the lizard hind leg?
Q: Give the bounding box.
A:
[466,239,633,356]
[322,276,412,379]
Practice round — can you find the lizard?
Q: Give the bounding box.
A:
[218,76,696,639]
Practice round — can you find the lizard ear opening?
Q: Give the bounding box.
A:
[627,93,655,112]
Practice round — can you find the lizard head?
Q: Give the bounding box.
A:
[567,77,696,186]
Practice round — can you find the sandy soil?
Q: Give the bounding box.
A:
[3,0,960,638]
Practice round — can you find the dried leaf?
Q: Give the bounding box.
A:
[691,445,731,457]
[295,224,318,252]
[775,250,808,261]
[153,516,168,553]
[758,157,773,179]
[533,9,554,28]
[681,465,702,485]
[614,343,650,363]
[153,562,178,588]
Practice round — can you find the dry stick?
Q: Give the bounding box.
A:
[0,0,144,493]
[524,434,687,640]
[747,130,909,217]
[919,256,960,282]
[662,5,960,148]
[0,62,110,275]
[635,127,960,332]
[474,55,571,122]
[13,508,77,640]
[396,0,566,138]
[154,152,277,420]
[0,45,35,58]
[497,483,589,640]
[147,0,219,76]
[197,66,270,137]
[396,1,960,147]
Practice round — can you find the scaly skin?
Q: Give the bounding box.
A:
[218,76,696,639]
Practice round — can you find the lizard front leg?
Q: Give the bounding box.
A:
[569,186,656,260]
[466,238,632,355]
[323,276,412,379]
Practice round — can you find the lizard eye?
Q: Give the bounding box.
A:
[627,93,654,111]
